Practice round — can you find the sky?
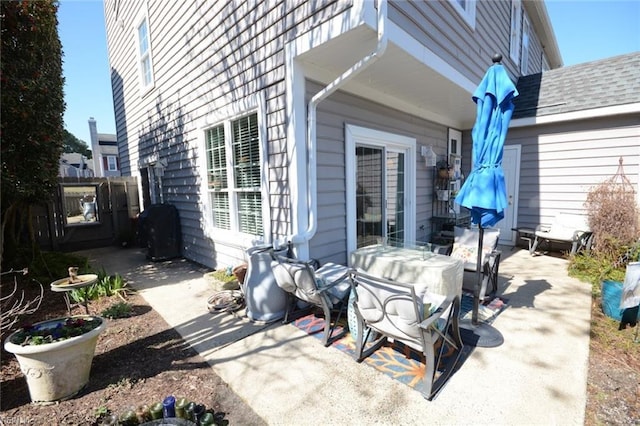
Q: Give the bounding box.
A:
[57,0,640,146]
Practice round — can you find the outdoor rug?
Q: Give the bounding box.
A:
[292,293,508,397]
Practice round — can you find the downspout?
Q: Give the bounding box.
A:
[289,0,388,245]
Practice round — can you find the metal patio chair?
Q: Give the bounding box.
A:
[348,270,464,400]
[271,256,350,346]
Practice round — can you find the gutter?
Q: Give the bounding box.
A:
[289,0,388,245]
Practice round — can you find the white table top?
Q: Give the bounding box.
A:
[349,244,464,300]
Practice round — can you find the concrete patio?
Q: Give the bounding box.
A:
[82,244,591,425]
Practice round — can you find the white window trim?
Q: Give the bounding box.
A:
[510,0,522,64]
[448,0,476,30]
[107,155,118,171]
[134,7,154,94]
[197,92,270,248]
[345,124,416,256]
[521,14,531,74]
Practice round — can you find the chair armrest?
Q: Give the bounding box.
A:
[572,229,590,240]
[487,249,501,265]
[315,271,350,292]
[418,298,453,329]
[535,224,550,233]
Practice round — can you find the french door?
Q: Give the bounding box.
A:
[355,146,406,247]
[346,125,416,254]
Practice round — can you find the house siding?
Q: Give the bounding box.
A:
[389,0,550,84]
[310,81,448,266]
[104,0,352,269]
[506,115,640,232]
[104,0,565,267]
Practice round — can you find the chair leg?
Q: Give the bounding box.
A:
[424,296,464,400]
[281,294,296,324]
[570,240,579,255]
[353,316,386,362]
[529,236,540,255]
[320,302,347,347]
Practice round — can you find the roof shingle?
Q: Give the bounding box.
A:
[513,51,640,119]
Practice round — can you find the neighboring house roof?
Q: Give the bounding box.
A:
[59,153,94,177]
[97,133,117,145]
[513,51,640,119]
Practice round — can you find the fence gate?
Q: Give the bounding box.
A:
[32,177,140,252]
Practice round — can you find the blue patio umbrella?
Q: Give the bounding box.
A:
[455,54,518,346]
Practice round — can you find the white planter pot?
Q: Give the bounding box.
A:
[3,315,107,403]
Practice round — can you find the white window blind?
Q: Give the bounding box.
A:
[205,113,263,236]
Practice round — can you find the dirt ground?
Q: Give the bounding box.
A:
[584,300,640,425]
[0,288,265,426]
[1,272,638,425]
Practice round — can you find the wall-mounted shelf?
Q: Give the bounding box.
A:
[431,171,470,244]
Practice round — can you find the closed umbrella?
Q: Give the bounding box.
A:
[455,54,518,347]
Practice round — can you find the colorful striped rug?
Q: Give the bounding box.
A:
[292,294,507,396]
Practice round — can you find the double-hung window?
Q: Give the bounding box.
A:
[106,155,118,171]
[510,0,522,65]
[136,15,154,90]
[520,14,531,74]
[205,113,263,237]
[448,0,476,29]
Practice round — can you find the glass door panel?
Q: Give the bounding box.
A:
[386,152,405,245]
[355,146,406,249]
[356,146,383,248]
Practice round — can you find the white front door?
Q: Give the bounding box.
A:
[496,145,521,245]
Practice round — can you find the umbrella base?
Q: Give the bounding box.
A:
[459,319,504,347]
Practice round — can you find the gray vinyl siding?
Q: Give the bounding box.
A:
[104,0,352,269]
[506,115,640,232]
[104,0,560,268]
[310,81,448,266]
[389,0,550,84]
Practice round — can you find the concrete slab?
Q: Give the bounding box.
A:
[82,245,590,425]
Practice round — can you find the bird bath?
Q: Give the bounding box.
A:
[50,270,98,314]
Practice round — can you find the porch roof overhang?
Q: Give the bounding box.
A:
[296,23,478,130]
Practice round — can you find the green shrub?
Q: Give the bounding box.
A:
[568,251,626,297]
[101,302,132,319]
[13,249,91,285]
[206,268,236,284]
[70,269,130,303]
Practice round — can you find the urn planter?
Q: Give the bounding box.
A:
[3,315,106,403]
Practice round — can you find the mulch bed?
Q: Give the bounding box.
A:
[0,285,266,426]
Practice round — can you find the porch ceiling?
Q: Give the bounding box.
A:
[297,26,477,130]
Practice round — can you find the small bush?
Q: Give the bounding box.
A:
[70,270,130,303]
[570,158,640,292]
[584,158,640,260]
[206,269,236,284]
[101,302,132,319]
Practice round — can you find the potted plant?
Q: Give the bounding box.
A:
[436,160,452,179]
[3,315,107,402]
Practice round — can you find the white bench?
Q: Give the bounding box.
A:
[529,212,593,256]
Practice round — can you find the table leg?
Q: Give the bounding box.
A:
[82,287,90,314]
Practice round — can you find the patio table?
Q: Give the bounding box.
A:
[347,243,464,341]
[349,244,464,300]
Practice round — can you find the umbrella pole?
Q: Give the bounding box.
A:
[472,225,484,326]
[459,223,504,347]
